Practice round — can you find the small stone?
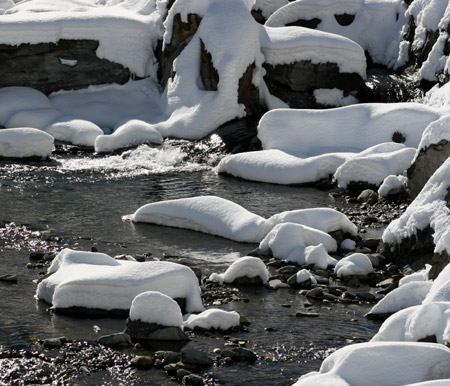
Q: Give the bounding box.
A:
[362,238,381,250]
[131,355,153,369]
[181,348,213,367]
[357,189,378,204]
[305,287,324,299]
[355,291,376,301]
[177,369,191,380]
[182,374,204,385]
[30,251,45,260]
[295,311,319,317]
[98,333,132,347]
[277,266,298,275]
[43,338,63,348]
[0,274,18,283]
[213,348,221,354]
[221,347,257,362]
[268,279,290,289]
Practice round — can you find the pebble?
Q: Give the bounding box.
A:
[181,348,213,367]
[295,311,319,317]
[182,374,204,385]
[0,274,18,283]
[130,355,153,369]
[221,347,257,362]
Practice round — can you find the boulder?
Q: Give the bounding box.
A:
[0,40,130,94]
[125,319,188,341]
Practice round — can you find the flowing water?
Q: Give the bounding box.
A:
[0,143,382,385]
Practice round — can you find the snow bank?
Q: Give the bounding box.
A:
[37,248,204,313]
[129,291,183,328]
[266,0,406,68]
[95,119,163,153]
[5,108,63,130]
[0,128,54,159]
[258,104,440,157]
[334,145,416,189]
[368,281,433,316]
[334,253,373,278]
[209,256,269,284]
[260,25,366,76]
[44,118,103,147]
[0,0,164,78]
[129,196,356,244]
[382,156,450,255]
[259,223,337,264]
[183,309,240,330]
[294,342,450,385]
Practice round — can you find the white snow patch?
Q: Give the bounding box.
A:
[305,244,338,269]
[129,291,183,328]
[341,239,356,251]
[296,269,318,285]
[44,118,103,147]
[378,175,408,197]
[37,248,204,313]
[0,127,54,159]
[399,264,431,286]
[314,88,359,107]
[183,309,240,330]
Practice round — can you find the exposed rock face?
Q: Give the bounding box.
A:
[157,13,202,89]
[125,319,188,341]
[408,142,450,198]
[430,250,450,280]
[263,60,364,108]
[0,39,130,95]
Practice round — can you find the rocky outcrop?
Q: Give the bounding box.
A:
[0,39,131,95]
[408,141,450,198]
[264,60,364,108]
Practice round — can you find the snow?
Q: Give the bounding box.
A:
[368,281,433,316]
[0,128,54,159]
[334,253,373,278]
[6,108,63,130]
[378,175,408,197]
[129,196,356,244]
[416,114,450,155]
[313,88,359,107]
[259,223,337,264]
[260,26,366,76]
[424,83,450,108]
[293,342,450,386]
[37,248,204,314]
[44,118,104,147]
[0,0,165,78]
[305,244,338,269]
[424,263,450,304]
[341,239,356,250]
[266,0,406,68]
[258,104,440,157]
[209,256,269,284]
[296,269,318,285]
[129,291,183,328]
[399,265,431,286]
[333,145,416,189]
[183,309,240,330]
[252,0,288,19]
[382,156,450,255]
[95,119,163,153]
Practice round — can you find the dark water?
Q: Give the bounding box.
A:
[0,144,382,384]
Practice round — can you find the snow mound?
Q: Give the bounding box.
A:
[382,156,450,256]
[305,244,337,269]
[0,87,52,125]
[37,248,204,314]
[209,256,269,285]
[129,196,356,244]
[183,309,240,330]
[334,253,373,278]
[296,269,318,285]
[129,291,183,328]
[259,223,337,264]
[5,108,63,130]
[314,88,359,107]
[399,265,431,287]
[369,281,433,316]
[44,118,103,147]
[95,119,163,153]
[378,175,408,197]
[0,128,54,159]
[258,104,440,157]
[294,341,450,386]
[334,146,416,189]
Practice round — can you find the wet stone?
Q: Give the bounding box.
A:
[0,274,18,283]
[183,374,204,385]
[97,333,132,347]
[295,311,319,317]
[221,347,257,362]
[181,348,213,367]
[130,355,154,369]
[277,266,298,275]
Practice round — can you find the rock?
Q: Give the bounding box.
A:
[0,274,18,283]
[362,238,381,251]
[130,355,154,369]
[182,374,204,385]
[98,333,132,347]
[355,291,376,301]
[263,60,364,109]
[408,140,450,199]
[125,319,188,341]
[295,311,319,317]
[0,40,130,94]
[43,338,64,348]
[287,274,313,289]
[221,347,257,362]
[155,350,181,365]
[357,189,379,204]
[229,276,265,286]
[29,251,45,261]
[277,266,299,275]
[177,369,191,380]
[268,279,291,289]
[181,348,213,367]
[305,287,324,299]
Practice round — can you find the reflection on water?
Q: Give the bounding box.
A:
[0,147,382,385]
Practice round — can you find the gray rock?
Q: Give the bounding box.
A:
[0,274,18,283]
[295,311,319,317]
[43,338,64,348]
[98,333,132,347]
[287,274,313,289]
[155,350,181,365]
[181,348,213,367]
[362,238,381,251]
[182,374,204,385]
[176,369,191,380]
[221,347,257,362]
[357,189,379,204]
[130,355,154,369]
[277,266,298,275]
[355,291,376,301]
[125,319,188,341]
[305,287,324,299]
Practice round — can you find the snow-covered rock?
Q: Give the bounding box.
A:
[209,256,269,285]
[95,119,162,153]
[44,118,103,147]
[36,248,204,315]
[378,175,408,197]
[304,244,337,269]
[0,128,54,159]
[293,342,450,386]
[183,309,240,330]
[334,253,373,279]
